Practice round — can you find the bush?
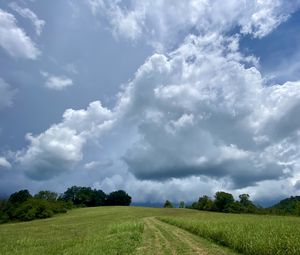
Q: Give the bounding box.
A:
[14,199,54,221]
[4,198,71,222]
[0,210,9,223]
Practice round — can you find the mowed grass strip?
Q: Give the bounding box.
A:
[159,212,300,255]
[136,217,238,255]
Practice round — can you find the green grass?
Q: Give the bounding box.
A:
[0,207,196,255]
[159,211,300,255]
[1,206,300,255]
[0,207,146,255]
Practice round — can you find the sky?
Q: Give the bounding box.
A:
[1,0,300,206]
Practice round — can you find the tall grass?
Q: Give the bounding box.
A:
[159,212,300,255]
[0,206,196,255]
[0,207,145,255]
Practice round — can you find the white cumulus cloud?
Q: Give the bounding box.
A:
[113,34,300,188]
[41,72,74,90]
[88,0,300,50]
[0,9,40,59]
[0,78,16,110]
[9,2,45,36]
[17,101,114,180]
[0,157,11,169]
[11,1,300,204]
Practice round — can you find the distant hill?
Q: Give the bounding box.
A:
[270,196,300,214]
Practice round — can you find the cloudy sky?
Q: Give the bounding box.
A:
[1,0,300,206]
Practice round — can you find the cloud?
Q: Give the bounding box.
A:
[41,72,73,90]
[112,34,300,188]
[8,1,300,204]
[0,78,16,110]
[84,160,113,170]
[0,157,11,169]
[93,173,219,203]
[0,9,40,59]
[9,2,45,36]
[17,33,300,191]
[17,101,114,180]
[88,0,300,50]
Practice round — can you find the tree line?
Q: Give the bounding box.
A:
[0,186,131,223]
[164,191,300,216]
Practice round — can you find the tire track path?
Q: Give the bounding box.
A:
[136,217,236,255]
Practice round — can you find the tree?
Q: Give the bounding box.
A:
[62,186,80,203]
[164,200,173,208]
[92,189,107,206]
[223,201,245,213]
[34,191,58,202]
[296,201,300,216]
[238,193,257,213]
[106,190,131,206]
[214,191,234,212]
[239,194,251,207]
[8,190,32,205]
[198,195,214,211]
[179,201,185,208]
[62,186,106,207]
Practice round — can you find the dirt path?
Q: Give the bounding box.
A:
[135,218,238,255]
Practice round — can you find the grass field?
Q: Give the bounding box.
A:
[160,212,300,255]
[0,206,300,255]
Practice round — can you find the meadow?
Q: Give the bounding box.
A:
[160,212,300,255]
[0,206,300,255]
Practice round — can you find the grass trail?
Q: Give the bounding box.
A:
[136,217,238,255]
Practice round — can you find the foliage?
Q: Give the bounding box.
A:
[188,191,260,214]
[106,190,131,206]
[163,200,173,208]
[34,190,58,201]
[178,201,185,208]
[0,190,71,223]
[1,186,132,223]
[61,186,107,206]
[214,191,235,212]
[271,196,300,214]
[197,195,214,211]
[0,209,9,224]
[8,190,32,205]
[13,199,54,221]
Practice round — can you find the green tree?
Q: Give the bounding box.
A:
[239,194,251,207]
[214,191,234,212]
[106,190,131,206]
[164,200,173,208]
[295,201,300,216]
[34,190,58,201]
[62,186,108,207]
[8,190,32,205]
[223,201,245,213]
[92,189,107,206]
[198,195,214,211]
[179,201,185,208]
[239,194,257,213]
